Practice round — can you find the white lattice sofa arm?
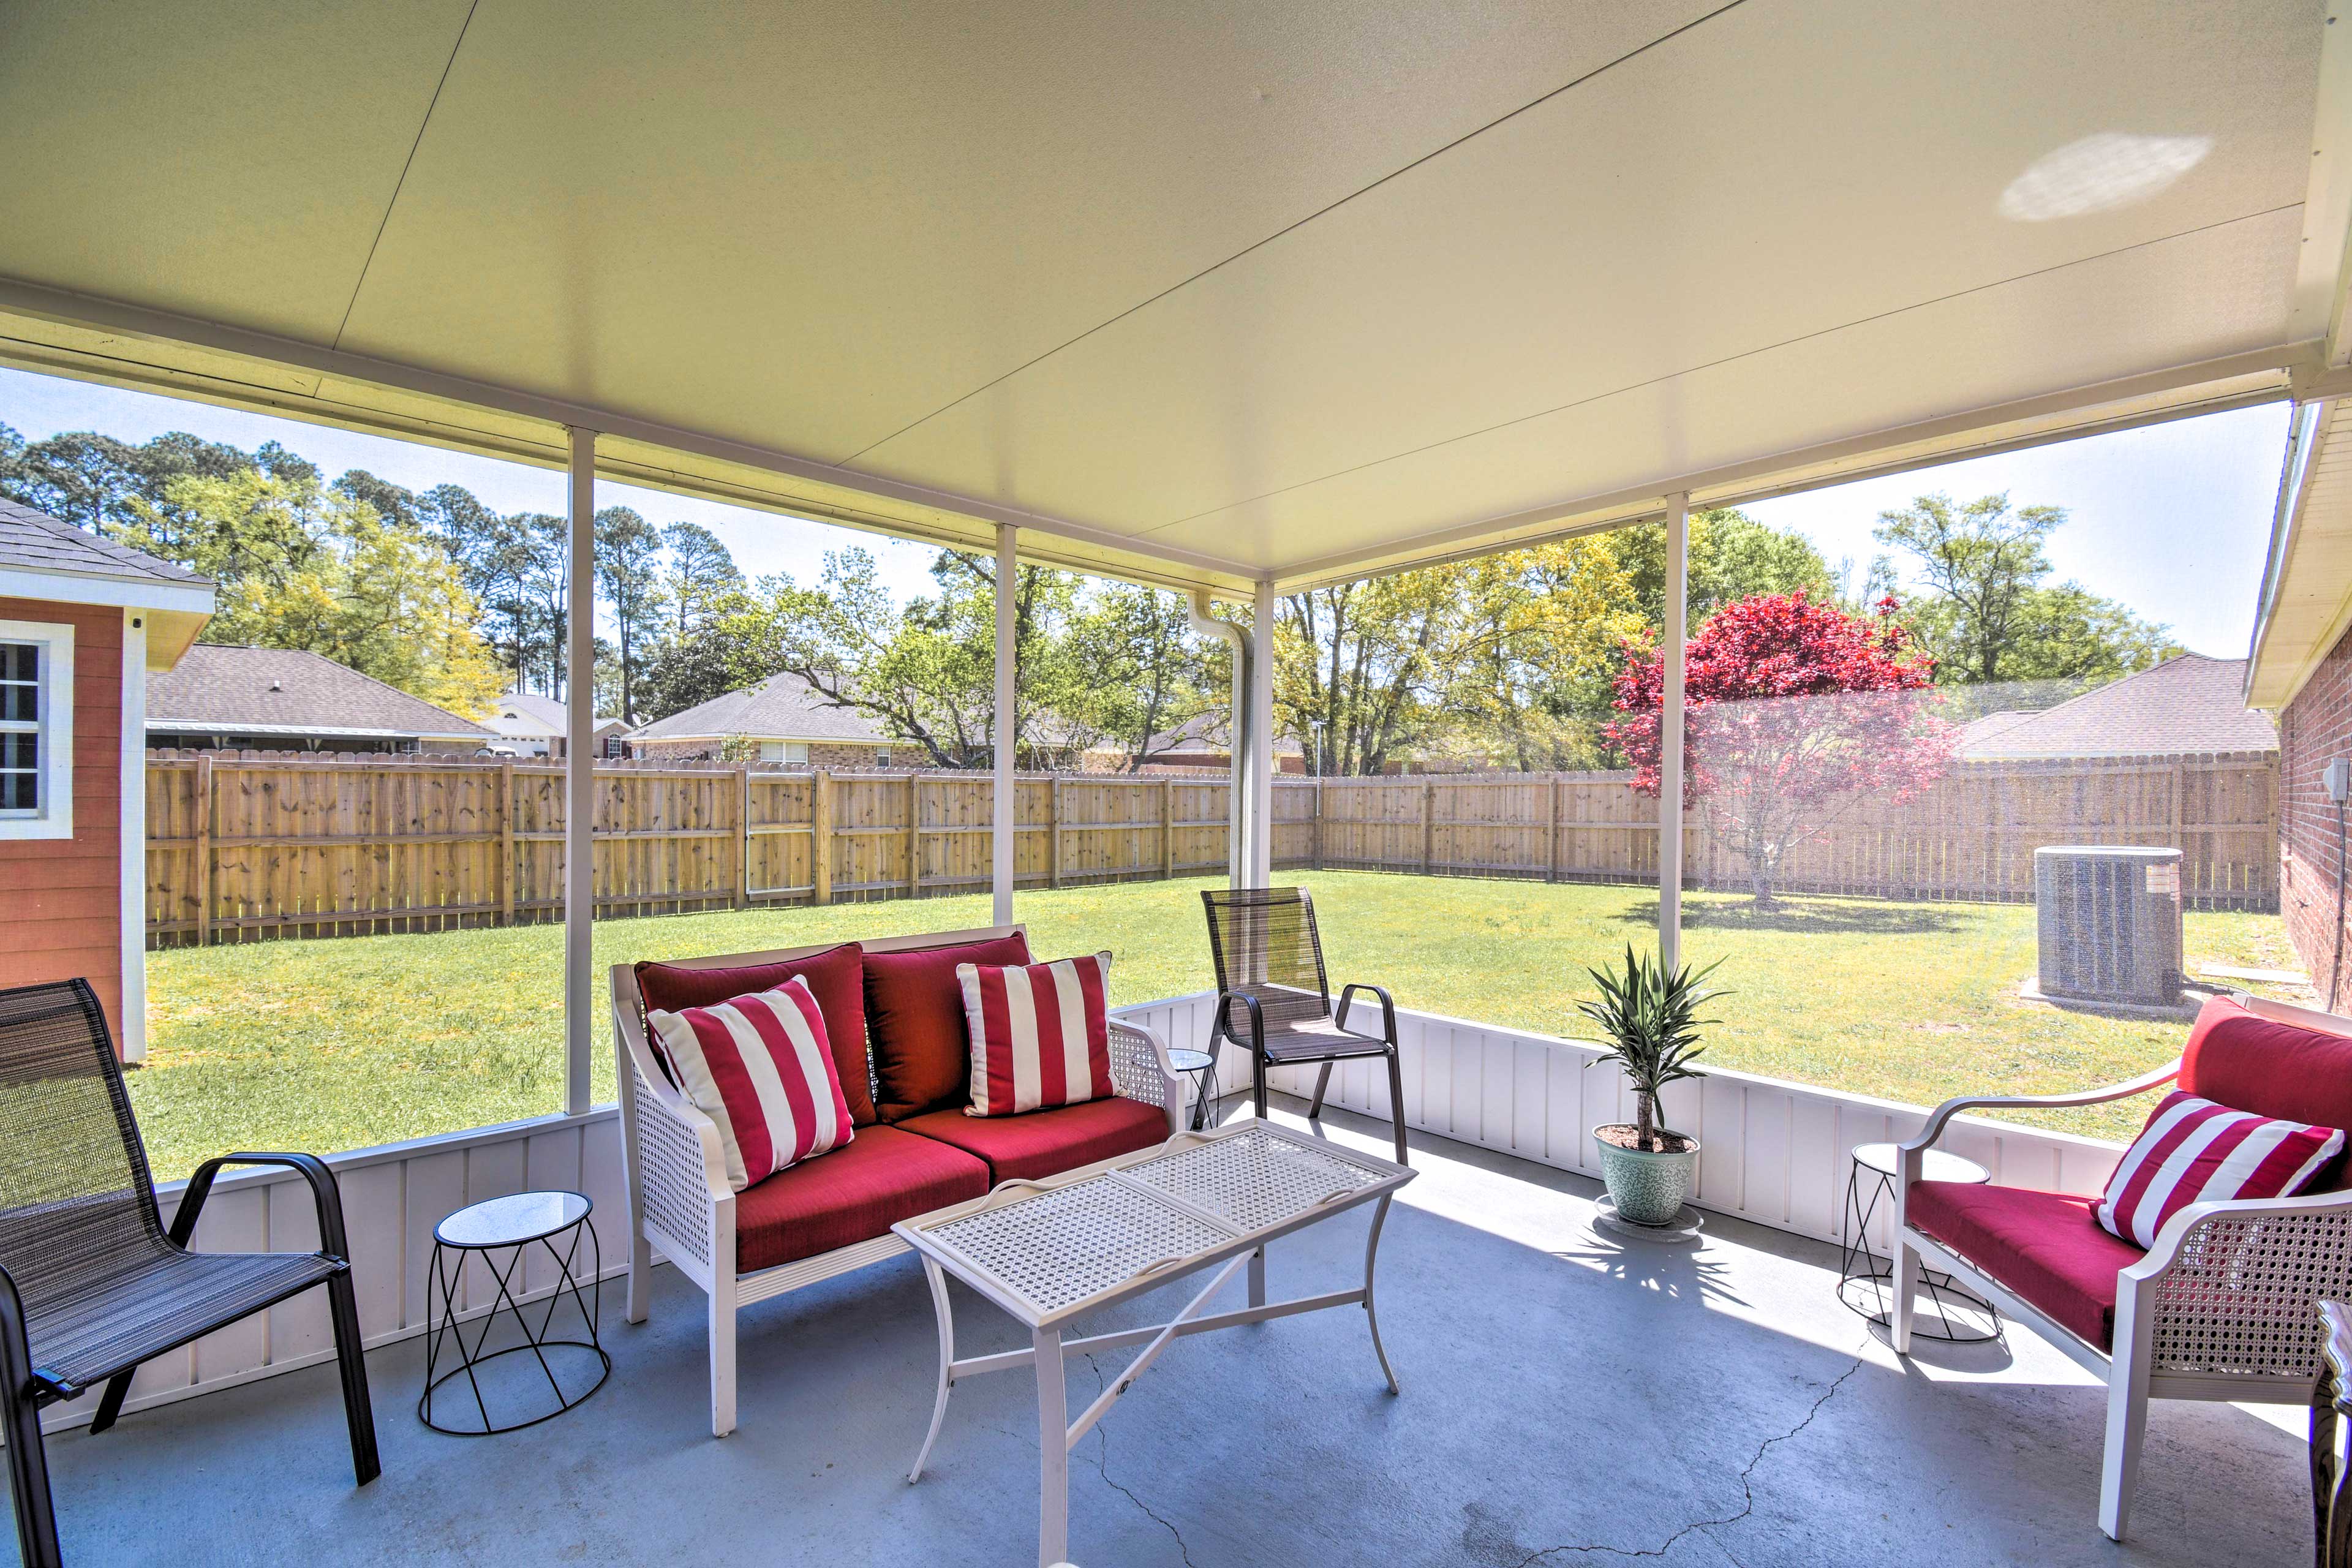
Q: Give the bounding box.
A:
[1109,1016,1186,1137]
[609,971,732,1298]
[2119,1186,2352,1383]
[1896,1059,2183,1186]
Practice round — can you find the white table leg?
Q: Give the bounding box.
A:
[1035,1325,1068,1568]
[909,1256,956,1483]
[1364,1192,1399,1394]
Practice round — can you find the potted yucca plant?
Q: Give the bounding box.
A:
[1578,946,1725,1227]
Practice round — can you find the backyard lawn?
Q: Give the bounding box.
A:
[132,871,2302,1178]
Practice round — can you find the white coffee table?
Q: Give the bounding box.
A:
[893,1120,1415,1567]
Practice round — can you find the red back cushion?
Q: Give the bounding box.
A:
[636,943,873,1125]
[2179,994,2352,1136]
[865,933,1032,1121]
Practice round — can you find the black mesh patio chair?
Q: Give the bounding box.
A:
[1200,887,1408,1164]
[0,979,378,1568]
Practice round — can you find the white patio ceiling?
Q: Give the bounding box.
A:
[0,0,2343,595]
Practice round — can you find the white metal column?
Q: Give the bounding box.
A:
[1247,579,1276,888]
[118,609,148,1063]
[565,426,597,1116]
[1659,491,1689,974]
[993,522,1017,926]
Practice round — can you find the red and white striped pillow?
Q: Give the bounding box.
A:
[645,978,854,1191]
[957,952,1115,1117]
[2095,1090,2345,1248]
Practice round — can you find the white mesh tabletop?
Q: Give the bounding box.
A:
[1120,1124,1390,1232]
[920,1174,1232,1316]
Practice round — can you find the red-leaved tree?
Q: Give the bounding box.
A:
[1608,592,1956,906]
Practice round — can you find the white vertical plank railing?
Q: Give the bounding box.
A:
[60,989,2121,1431]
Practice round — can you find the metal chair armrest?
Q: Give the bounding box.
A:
[172,1151,350,1261]
[1895,1059,2182,1185]
[1337,982,1396,1044]
[1215,989,1266,1057]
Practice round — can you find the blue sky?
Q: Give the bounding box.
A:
[0,368,2290,655]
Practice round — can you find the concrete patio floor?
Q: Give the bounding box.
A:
[21,1098,2317,1567]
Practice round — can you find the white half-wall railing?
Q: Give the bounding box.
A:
[65,991,2125,1430]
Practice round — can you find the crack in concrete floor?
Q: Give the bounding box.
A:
[1501,1352,1868,1566]
[1080,1352,1201,1568]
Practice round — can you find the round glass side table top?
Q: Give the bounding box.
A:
[420,1189,610,1436]
[1839,1142,2002,1344]
[1166,1046,1219,1131]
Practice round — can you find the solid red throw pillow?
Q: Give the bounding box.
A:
[2095,1089,2344,1249]
[959,952,1115,1117]
[637,943,873,1125]
[864,932,1032,1120]
[644,978,855,1193]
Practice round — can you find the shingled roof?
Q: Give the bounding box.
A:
[1958,655,2277,759]
[148,646,491,741]
[0,496,208,587]
[629,671,889,744]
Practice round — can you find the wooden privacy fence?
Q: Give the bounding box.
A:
[144,748,2278,945]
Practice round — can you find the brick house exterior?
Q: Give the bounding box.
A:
[2279,625,2352,1000]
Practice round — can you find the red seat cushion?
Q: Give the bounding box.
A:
[1908,1180,2145,1349]
[733,1125,988,1274]
[865,933,1032,1121]
[638,943,875,1125]
[895,1096,1170,1183]
[2180,995,2352,1136]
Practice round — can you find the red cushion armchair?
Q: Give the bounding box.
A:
[1893,995,2352,1541]
[609,925,1183,1437]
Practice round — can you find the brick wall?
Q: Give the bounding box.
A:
[2281,624,2352,998]
[0,599,124,1041]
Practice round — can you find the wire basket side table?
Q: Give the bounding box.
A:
[420,1190,611,1436]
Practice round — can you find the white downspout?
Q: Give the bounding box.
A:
[1188,590,1253,887]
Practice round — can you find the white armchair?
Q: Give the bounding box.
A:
[1893,1000,2352,1542]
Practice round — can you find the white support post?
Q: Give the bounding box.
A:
[565,426,597,1117]
[1248,579,1276,888]
[993,522,1017,926]
[1659,491,1689,974]
[118,609,148,1063]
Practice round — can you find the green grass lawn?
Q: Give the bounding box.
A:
[132,872,2301,1178]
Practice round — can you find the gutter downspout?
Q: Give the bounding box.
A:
[1189,590,1254,888]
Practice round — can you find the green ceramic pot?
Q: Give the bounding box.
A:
[1594,1126,1701,1226]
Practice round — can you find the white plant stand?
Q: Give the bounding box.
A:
[894,1120,1415,1568]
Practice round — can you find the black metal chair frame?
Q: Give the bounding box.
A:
[1200,887,1409,1164]
[0,980,378,1568]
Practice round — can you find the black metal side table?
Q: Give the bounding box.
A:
[1169,1042,1219,1130]
[1839,1142,2000,1344]
[420,1190,611,1435]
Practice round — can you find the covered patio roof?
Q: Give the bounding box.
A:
[2,1,2346,595]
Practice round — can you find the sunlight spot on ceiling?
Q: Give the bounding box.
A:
[1998,132,2214,221]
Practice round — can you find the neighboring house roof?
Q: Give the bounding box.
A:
[1958,655,2278,758]
[629,671,891,744]
[1954,708,2039,752]
[1130,710,1305,758]
[148,646,493,741]
[482,690,629,742]
[0,496,216,668]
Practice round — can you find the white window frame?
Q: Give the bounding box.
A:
[758,740,810,765]
[0,619,73,840]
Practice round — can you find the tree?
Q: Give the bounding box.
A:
[593,506,666,722]
[660,521,743,639]
[1060,584,1212,771]
[1608,591,1954,905]
[1613,508,1835,630]
[0,427,253,537]
[1872,492,2180,685]
[124,469,503,716]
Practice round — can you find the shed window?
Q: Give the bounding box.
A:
[0,622,73,839]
